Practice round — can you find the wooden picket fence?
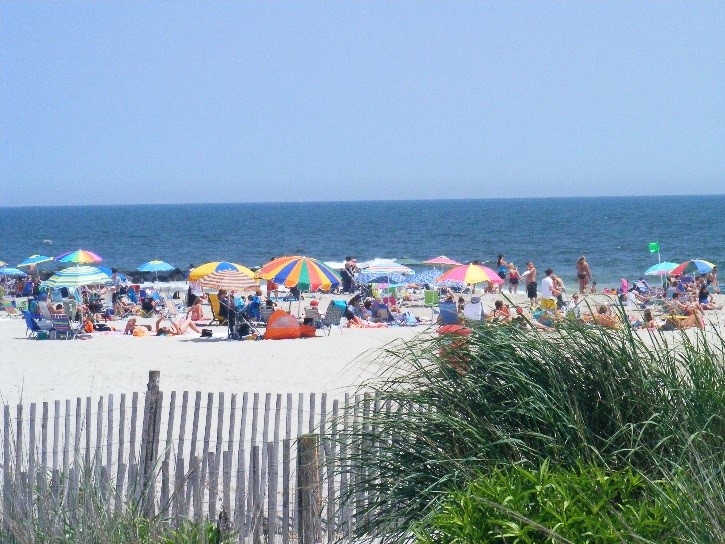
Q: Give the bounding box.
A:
[0,371,371,543]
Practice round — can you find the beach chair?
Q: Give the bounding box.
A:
[21,310,42,338]
[2,300,21,318]
[463,297,484,321]
[50,316,78,340]
[126,287,139,304]
[164,299,180,320]
[259,306,275,325]
[438,301,460,325]
[207,293,227,326]
[321,305,343,334]
[374,304,394,322]
[304,305,322,323]
[424,290,439,307]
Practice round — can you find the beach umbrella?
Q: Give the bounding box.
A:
[359,258,414,275]
[397,257,425,266]
[55,249,103,265]
[671,259,716,276]
[188,261,255,282]
[256,256,341,291]
[0,267,26,276]
[408,269,443,285]
[17,255,53,268]
[42,266,111,288]
[97,266,128,282]
[198,270,259,291]
[138,260,176,282]
[644,262,679,276]
[437,264,504,285]
[357,272,407,285]
[423,256,463,267]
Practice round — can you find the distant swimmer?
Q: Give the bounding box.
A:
[42,239,53,245]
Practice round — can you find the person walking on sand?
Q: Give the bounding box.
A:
[576,256,592,294]
[521,261,537,308]
[540,269,560,311]
[508,263,520,294]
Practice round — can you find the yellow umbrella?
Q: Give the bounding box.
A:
[188,261,255,282]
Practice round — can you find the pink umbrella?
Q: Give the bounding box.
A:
[437,264,503,285]
[423,255,463,267]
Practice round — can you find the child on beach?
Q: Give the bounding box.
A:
[508,263,519,294]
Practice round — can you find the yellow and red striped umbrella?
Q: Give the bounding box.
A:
[437,264,503,285]
[198,270,259,291]
[256,256,341,291]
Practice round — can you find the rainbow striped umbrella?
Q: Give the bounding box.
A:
[198,270,259,291]
[437,264,504,285]
[256,256,341,291]
[188,261,255,282]
[55,249,103,265]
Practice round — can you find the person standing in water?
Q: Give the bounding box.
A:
[496,255,509,281]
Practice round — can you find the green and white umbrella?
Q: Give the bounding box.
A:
[42,266,111,288]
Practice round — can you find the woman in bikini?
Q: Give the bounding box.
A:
[576,256,592,294]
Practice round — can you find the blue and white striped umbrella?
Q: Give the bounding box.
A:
[357,272,407,285]
[407,269,442,285]
[42,266,111,288]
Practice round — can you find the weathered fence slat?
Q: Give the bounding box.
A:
[185,391,202,514]
[115,393,127,515]
[234,391,248,536]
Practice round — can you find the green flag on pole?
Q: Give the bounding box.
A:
[648,242,660,253]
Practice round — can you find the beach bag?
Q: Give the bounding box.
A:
[200,329,213,338]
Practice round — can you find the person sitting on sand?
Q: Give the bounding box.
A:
[670,292,703,316]
[186,297,205,322]
[583,305,619,329]
[123,318,152,335]
[698,285,720,310]
[491,300,511,321]
[643,309,659,330]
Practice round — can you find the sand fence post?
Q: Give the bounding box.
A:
[141,370,162,517]
[297,434,322,544]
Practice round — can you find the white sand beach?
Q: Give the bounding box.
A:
[1,290,723,408]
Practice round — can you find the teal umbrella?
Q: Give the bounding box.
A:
[0,267,26,276]
[17,255,53,268]
[138,260,175,281]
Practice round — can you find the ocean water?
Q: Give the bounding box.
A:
[1,195,722,288]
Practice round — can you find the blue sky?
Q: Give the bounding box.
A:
[1,1,722,206]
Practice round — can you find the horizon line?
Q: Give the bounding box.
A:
[1,192,723,210]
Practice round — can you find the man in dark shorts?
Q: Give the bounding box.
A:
[523,261,537,308]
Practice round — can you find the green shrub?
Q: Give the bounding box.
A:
[333,322,725,543]
[415,461,676,544]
